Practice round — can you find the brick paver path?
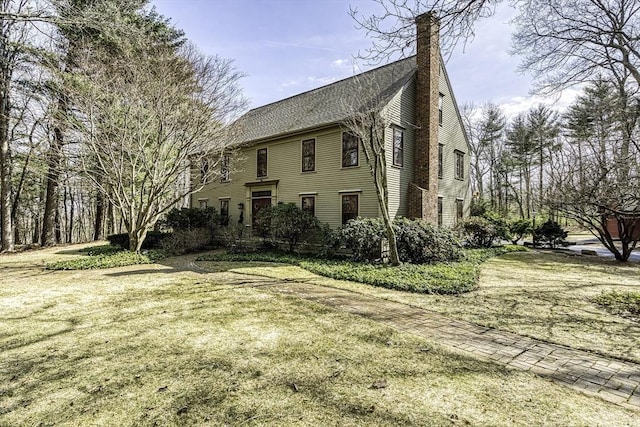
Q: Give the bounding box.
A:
[268,282,640,411]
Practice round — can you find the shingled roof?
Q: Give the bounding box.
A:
[228,56,418,146]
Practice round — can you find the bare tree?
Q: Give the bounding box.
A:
[350,0,500,63]
[341,72,401,266]
[512,0,640,92]
[71,32,246,251]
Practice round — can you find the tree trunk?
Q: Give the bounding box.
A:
[93,189,106,240]
[0,62,13,252]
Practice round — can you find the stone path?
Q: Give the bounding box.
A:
[268,281,640,411]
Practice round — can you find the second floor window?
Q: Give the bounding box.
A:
[199,158,209,183]
[257,148,267,178]
[342,132,359,168]
[438,144,444,179]
[455,150,464,180]
[221,154,230,182]
[302,139,315,172]
[392,128,403,167]
[438,93,444,126]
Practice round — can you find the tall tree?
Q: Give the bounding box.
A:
[69,7,246,251]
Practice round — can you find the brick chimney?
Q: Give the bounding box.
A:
[408,12,440,222]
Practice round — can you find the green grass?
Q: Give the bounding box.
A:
[593,291,640,320]
[46,247,165,270]
[1,245,636,425]
[196,246,525,295]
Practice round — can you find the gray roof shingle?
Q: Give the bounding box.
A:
[229,56,417,146]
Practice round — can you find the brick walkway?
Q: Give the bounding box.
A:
[268,282,640,411]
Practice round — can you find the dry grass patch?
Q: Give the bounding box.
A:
[235,251,640,364]
[1,247,638,426]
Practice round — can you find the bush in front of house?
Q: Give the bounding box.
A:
[106,231,166,250]
[159,207,222,254]
[533,220,568,248]
[339,217,386,262]
[340,217,463,264]
[255,203,322,253]
[455,216,501,248]
[393,217,462,264]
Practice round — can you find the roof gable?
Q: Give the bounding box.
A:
[229,57,417,145]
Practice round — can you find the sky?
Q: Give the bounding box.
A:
[151,0,579,118]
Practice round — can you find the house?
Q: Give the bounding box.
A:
[191,13,470,231]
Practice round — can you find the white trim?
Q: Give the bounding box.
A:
[298,191,318,196]
[197,198,209,201]
[338,189,362,194]
[218,196,231,200]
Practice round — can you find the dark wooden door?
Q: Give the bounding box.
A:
[252,197,272,228]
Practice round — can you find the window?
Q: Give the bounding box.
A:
[455,150,464,180]
[341,194,359,224]
[301,196,315,217]
[221,154,230,182]
[200,158,209,183]
[257,148,267,178]
[437,197,443,226]
[438,93,444,126]
[438,144,444,179]
[198,200,208,209]
[301,139,315,172]
[392,128,403,167]
[342,132,359,167]
[220,199,229,226]
[456,199,464,223]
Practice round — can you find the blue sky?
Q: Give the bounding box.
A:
[151,0,577,117]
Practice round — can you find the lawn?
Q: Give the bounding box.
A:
[0,245,638,426]
[226,250,640,364]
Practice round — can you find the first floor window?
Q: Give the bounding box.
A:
[302,139,316,172]
[438,197,443,226]
[341,194,359,224]
[393,127,403,167]
[199,200,208,209]
[455,150,464,180]
[220,199,229,226]
[456,199,464,222]
[301,196,315,217]
[257,148,268,178]
[342,132,359,167]
[221,154,230,182]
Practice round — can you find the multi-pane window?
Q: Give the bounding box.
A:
[392,128,403,167]
[341,194,359,224]
[200,158,209,183]
[455,150,464,180]
[257,148,267,178]
[438,144,444,179]
[220,199,229,226]
[199,200,208,209]
[221,154,230,182]
[456,199,464,223]
[438,93,444,126]
[437,197,443,226]
[302,139,315,172]
[301,196,315,217]
[342,132,359,167]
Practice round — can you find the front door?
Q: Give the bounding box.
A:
[251,191,272,228]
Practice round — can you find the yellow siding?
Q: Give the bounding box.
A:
[192,125,378,230]
[437,64,471,227]
[382,79,416,220]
